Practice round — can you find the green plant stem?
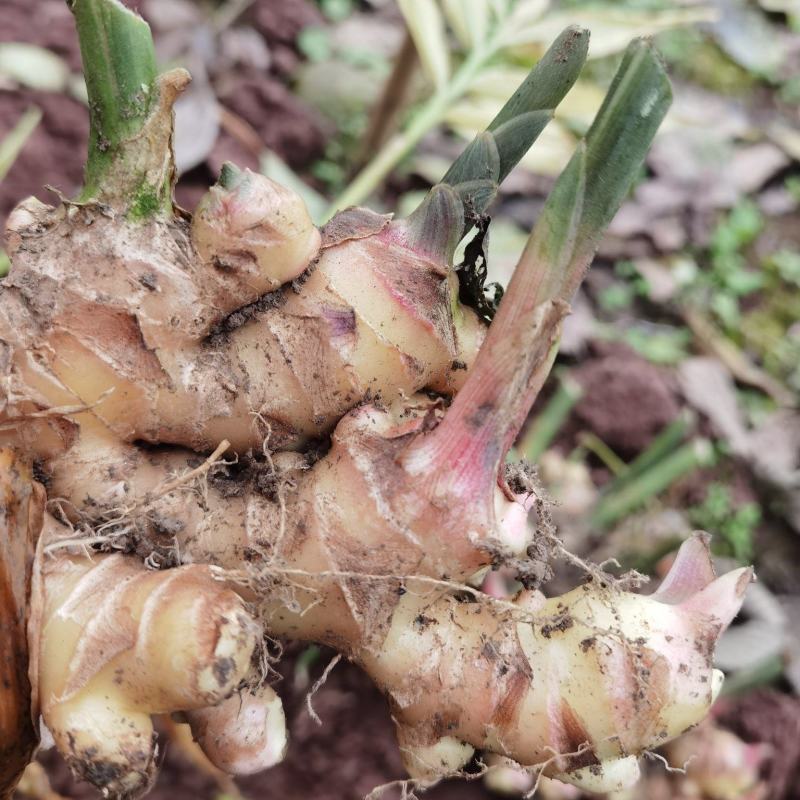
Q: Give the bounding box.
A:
[402,26,588,259]
[591,438,715,530]
[720,655,784,697]
[293,644,322,690]
[354,29,418,173]
[522,39,672,308]
[212,0,257,34]
[604,410,695,495]
[330,25,590,221]
[518,372,583,462]
[439,26,588,226]
[401,40,673,487]
[325,30,501,217]
[70,0,185,218]
[71,0,159,198]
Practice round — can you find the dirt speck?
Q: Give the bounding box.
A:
[540,615,574,639]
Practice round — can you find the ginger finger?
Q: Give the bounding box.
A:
[184,683,287,775]
[34,542,261,798]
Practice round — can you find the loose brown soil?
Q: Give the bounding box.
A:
[716,689,800,800]
[569,343,681,458]
[0,0,326,230]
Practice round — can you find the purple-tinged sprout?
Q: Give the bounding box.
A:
[401,40,673,509]
[192,164,321,292]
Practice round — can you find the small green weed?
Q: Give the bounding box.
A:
[688,482,760,563]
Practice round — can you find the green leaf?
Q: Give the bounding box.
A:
[591,439,714,529]
[0,43,70,92]
[771,249,800,286]
[502,6,714,55]
[451,74,609,175]
[450,130,501,182]
[439,25,589,222]
[297,27,332,62]
[321,0,354,23]
[521,37,673,305]
[397,0,451,90]
[622,325,692,365]
[0,250,10,279]
[500,0,550,32]
[441,0,491,48]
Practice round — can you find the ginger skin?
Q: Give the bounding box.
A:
[36,541,261,798]
[0,174,482,460]
[0,452,41,795]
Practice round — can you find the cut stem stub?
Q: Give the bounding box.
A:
[70,0,188,216]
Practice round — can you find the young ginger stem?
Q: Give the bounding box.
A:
[434,25,589,231]
[327,25,589,217]
[70,0,189,214]
[401,39,672,503]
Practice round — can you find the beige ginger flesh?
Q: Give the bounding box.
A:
[16,436,749,798]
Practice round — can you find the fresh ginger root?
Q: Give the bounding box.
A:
[0,172,483,457]
[34,531,261,796]
[0,3,752,799]
[0,18,591,460]
[14,445,750,797]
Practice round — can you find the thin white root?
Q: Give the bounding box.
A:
[305,653,343,726]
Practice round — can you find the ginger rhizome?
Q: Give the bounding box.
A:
[0,2,751,799]
[37,546,261,796]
